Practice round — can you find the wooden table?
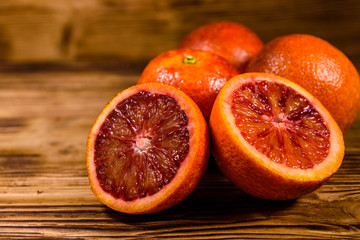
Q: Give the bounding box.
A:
[0,63,359,239]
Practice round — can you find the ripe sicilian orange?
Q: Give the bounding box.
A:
[246,34,360,132]
[178,21,264,72]
[137,48,239,120]
[87,83,209,214]
[210,73,344,200]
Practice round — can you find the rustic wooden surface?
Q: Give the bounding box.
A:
[0,63,359,239]
[0,0,360,239]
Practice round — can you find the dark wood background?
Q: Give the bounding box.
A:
[0,0,360,239]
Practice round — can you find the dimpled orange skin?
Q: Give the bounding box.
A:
[246,34,360,132]
[178,21,264,72]
[137,49,239,120]
[210,73,344,200]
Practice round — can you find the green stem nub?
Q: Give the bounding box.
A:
[183,55,197,64]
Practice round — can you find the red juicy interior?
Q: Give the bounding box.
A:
[231,80,330,169]
[94,91,189,201]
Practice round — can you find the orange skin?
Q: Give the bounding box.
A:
[210,73,344,200]
[87,83,209,214]
[137,49,239,120]
[246,34,360,132]
[178,21,264,72]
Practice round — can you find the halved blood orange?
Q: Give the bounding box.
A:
[87,83,209,214]
[210,73,344,200]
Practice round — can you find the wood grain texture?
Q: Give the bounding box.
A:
[0,65,359,239]
[0,0,359,64]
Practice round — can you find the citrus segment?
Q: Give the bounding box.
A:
[210,73,344,200]
[94,91,190,201]
[87,83,209,214]
[231,80,330,169]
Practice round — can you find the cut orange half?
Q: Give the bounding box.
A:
[87,83,209,214]
[210,73,344,200]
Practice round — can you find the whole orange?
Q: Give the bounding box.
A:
[178,21,264,72]
[137,48,239,120]
[246,34,360,132]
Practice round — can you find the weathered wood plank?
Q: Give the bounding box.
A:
[0,0,359,64]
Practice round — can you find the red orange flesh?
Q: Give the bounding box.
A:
[87,83,209,214]
[232,80,330,169]
[210,73,344,200]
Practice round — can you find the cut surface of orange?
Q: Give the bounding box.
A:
[210,73,344,200]
[87,83,209,214]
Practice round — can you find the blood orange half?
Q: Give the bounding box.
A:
[87,83,209,214]
[210,73,344,200]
